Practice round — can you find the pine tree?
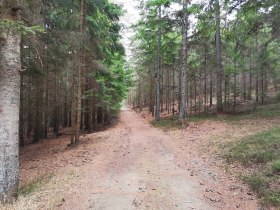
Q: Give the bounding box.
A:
[0,0,22,203]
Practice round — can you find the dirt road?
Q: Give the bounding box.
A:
[56,108,258,210]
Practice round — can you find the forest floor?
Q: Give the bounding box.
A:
[1,105,280,210]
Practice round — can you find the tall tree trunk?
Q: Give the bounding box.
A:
[194,75,197,114]
[75,0,85,143]
[224,74,228,107]
[87,76,93,133]
[155,5,162,121]
[52,73,59,137]
[0,1,21,203]
[33,80,43,143]
[63,81,68,128]
[204,50,208,113]
[139,81,142,111]
[248,53,252,100]
[234,61,237,114]
[215,0,223,112]
[210,68,213,107]
[26,77,33,139]
[19,74,24,147]
[242,51,246,103]
[255,36,259,103]
[167,68,170,114]
[92,96,96,131]
[160,68,164,112]
[172,67,175,115]
[70,55,76,144]
[256,73,259,103]
[149,72,154,116]
[43,72,49,139]
[179,0,188,120]
[261,68,264,105]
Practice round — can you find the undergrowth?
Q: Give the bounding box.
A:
[231,102,280,120]
[224,127,280,207]
[151,102,280,129]
[19,174,53,196]
[151,114,218,129]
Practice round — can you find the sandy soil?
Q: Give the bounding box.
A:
[14,107,269,210]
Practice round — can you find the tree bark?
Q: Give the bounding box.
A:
[19,74,24,147]
[149,72,154,116]
[172,67,175,115]
[43,72,49,139]
[26,75,33,139]
[70,53,76,144]
[215,0,223,112]
[204,49,207,113]
[179,0,188,120]
[210,68,213,107]
[75,0,85,143]
[167,67,170,114]
[87,76,93,133]
[0,1,21,203]
[234,61,237,114]
[33,80,43,143]
[155,5,162,121]
[248,53,252,100]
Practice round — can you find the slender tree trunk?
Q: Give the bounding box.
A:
[199,68,203,114]
[160,68,164,112]
[172,67,175,115]
[88,76,93,133]
[52,73,59,137]
[167,68,170,114]
[256,73,259,103]
[19,74,24,147]
[33,80,43,143]
[75,0,85,143]
[242,52,246,103]
[194,75,197,114]
[234,61,237,114]
[149,72,154,116]
[179,0,188,120]
[178,64,182,112]
[102,107,105,125]
[215,0,223,112]
[255,36,259,103]
[210,68,213,107]
[63,82,68,128]
[248,53,252,100]
[224,75,228,107]
[0,2,21,202]
[155,5,162,121]
[261,69,264,105]
[189,84,193,115]
[92,98,96,131]
[139,81,142,111]
[26,77,33,139]
[70,53,76,143]
[43,72,49,139]
[204,50,207,113]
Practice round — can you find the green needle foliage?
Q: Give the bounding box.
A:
[17,0,133,145]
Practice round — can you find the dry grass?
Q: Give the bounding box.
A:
[0,171,78,210]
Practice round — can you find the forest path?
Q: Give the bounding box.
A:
[54,107,261,210]
[18,108,260,210]
[60,108,213,210]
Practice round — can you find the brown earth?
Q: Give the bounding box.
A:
[3,107,275,210]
